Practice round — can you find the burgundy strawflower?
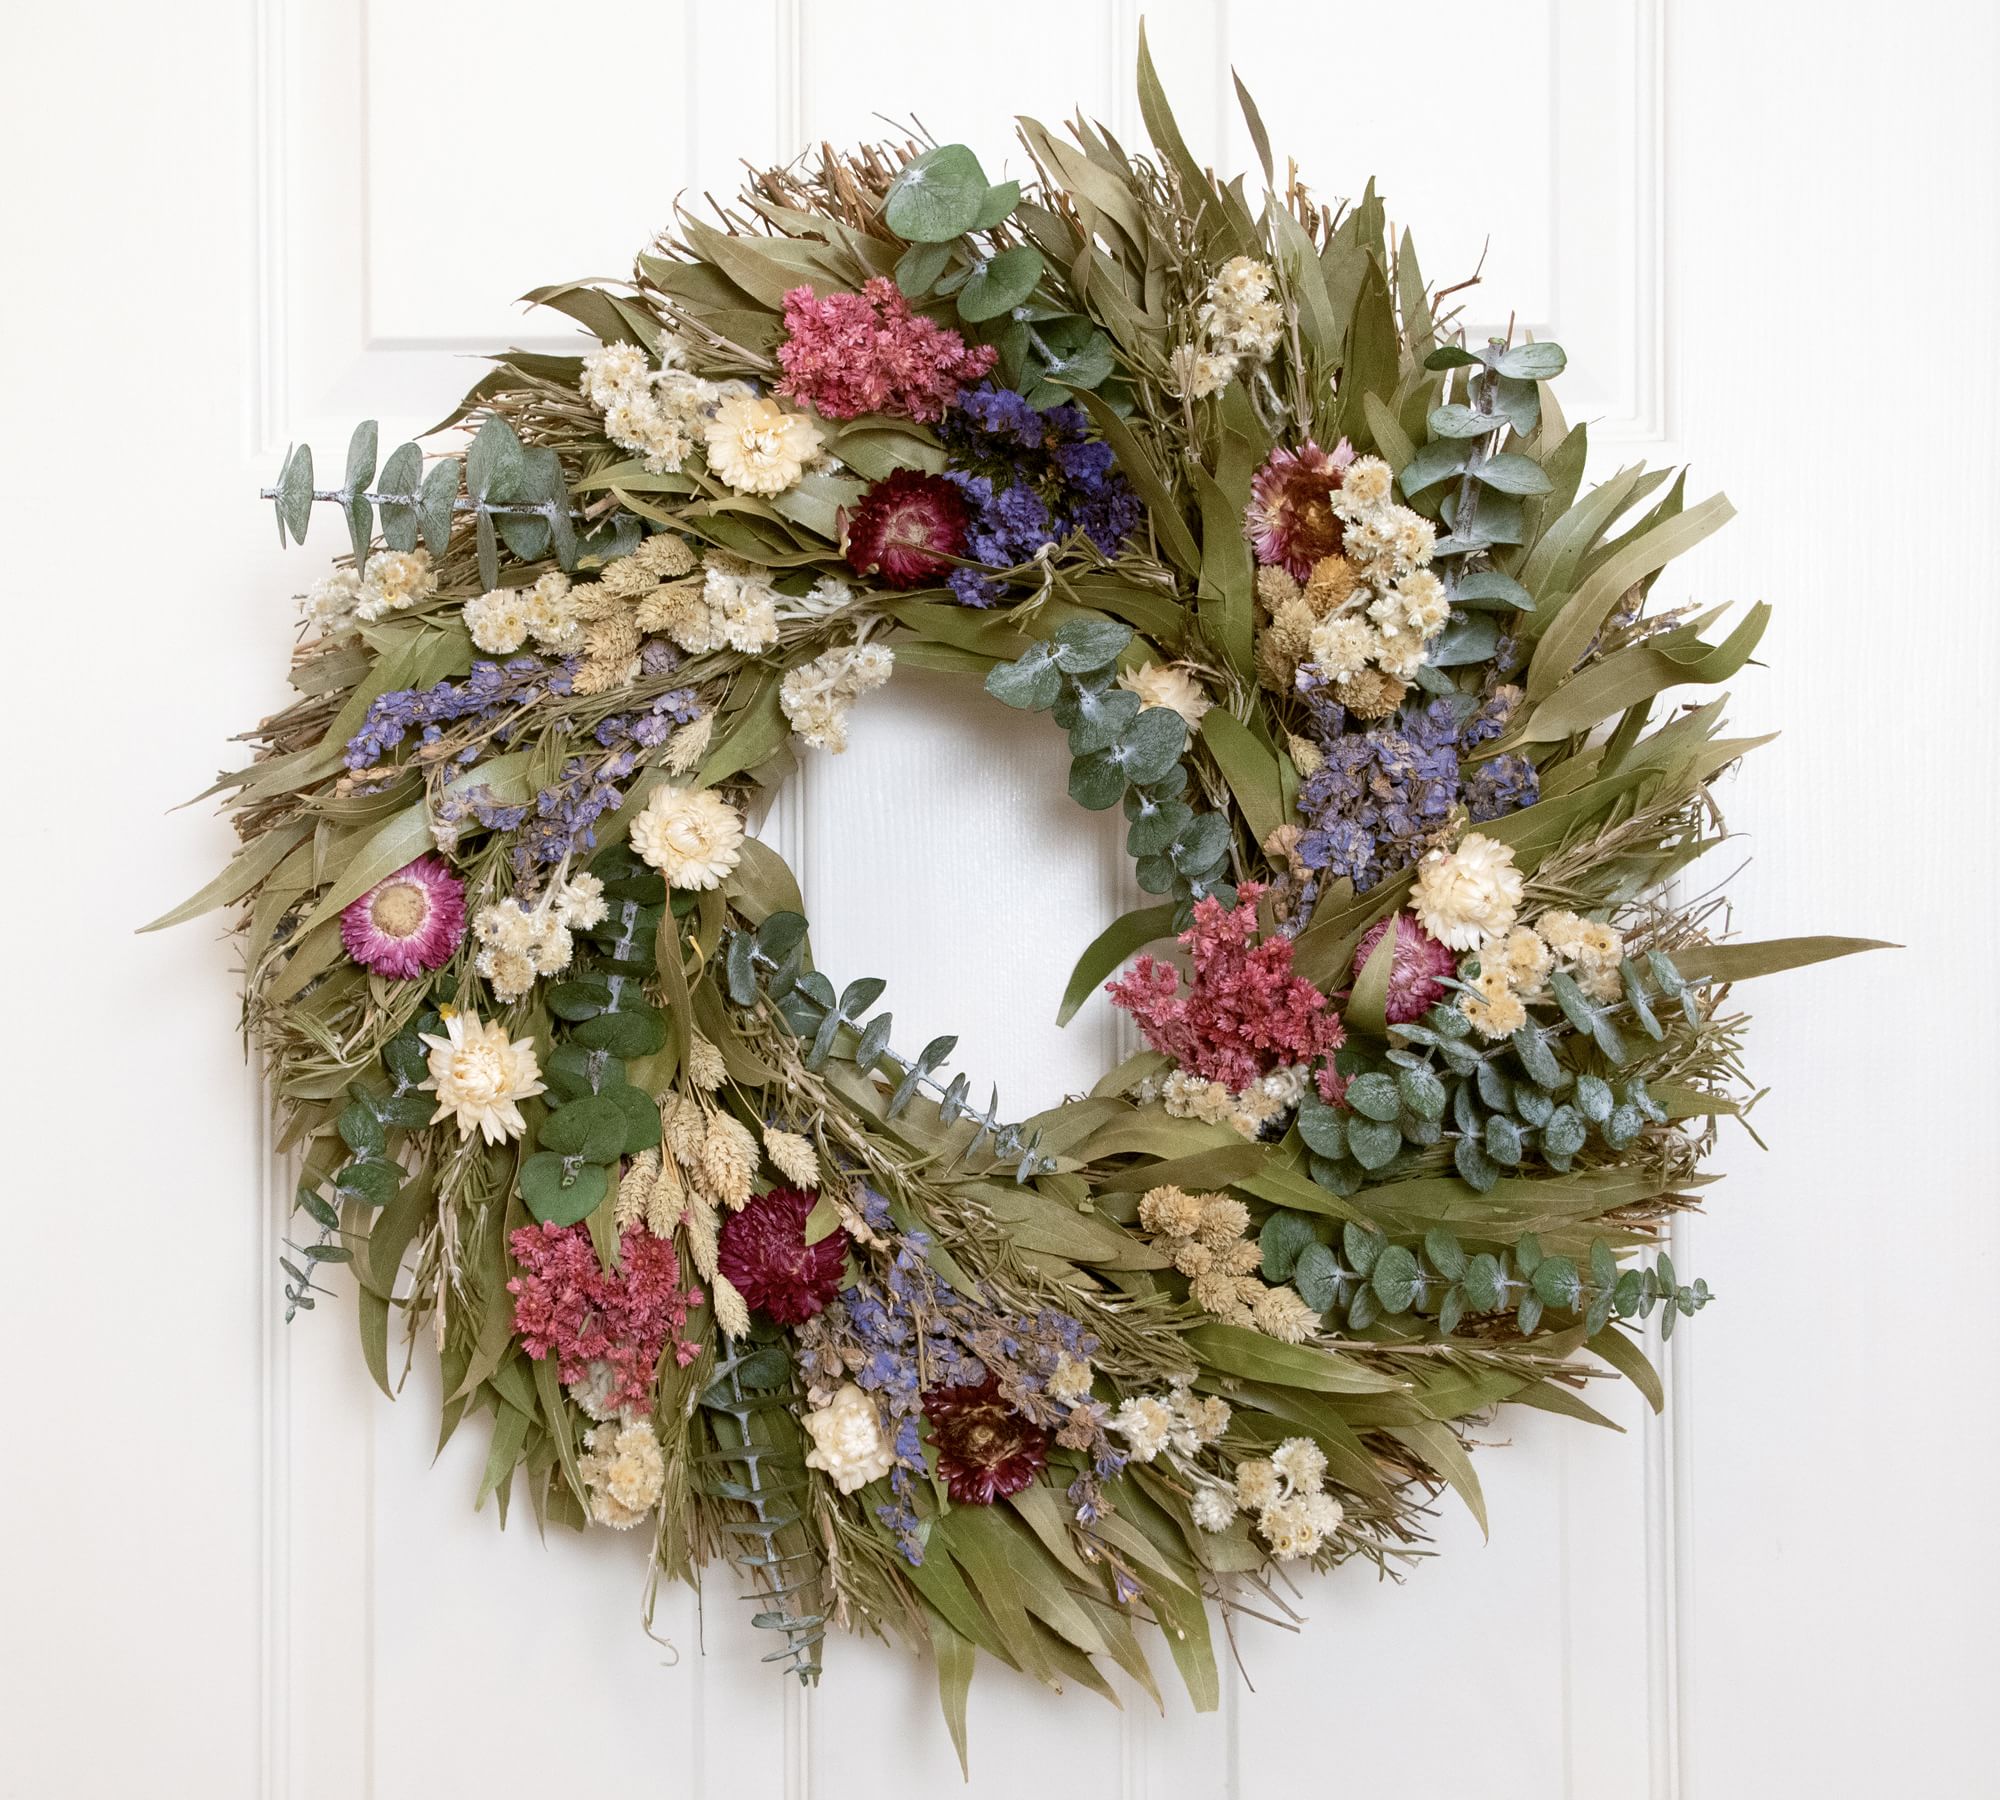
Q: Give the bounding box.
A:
[1352,910,1458,1024]
[775,279,998,423]
[508,1222,703,1413]
[1244,438,1356,580]
[717,1186,847,1325]
[843,469,969,588]
[1107,881,1346,1093]
[923,1376,1050,1505]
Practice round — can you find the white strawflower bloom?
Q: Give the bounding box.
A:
[1258,1494,1330,1560]
[1395,569,1451,636]
[630,784,744,890]
[780,640,895,752]
[1461,964,1528,1040]
[1270,1436,1328,1491]
[304,566,365,635]
[553,872,607,930]
[1197,257,1284,359]
[1169,344,1239,399]
[579,1420,665,1529]
[463,587,531,654]
[703,392,822,496]
[1111,1396,1175,1462]
[419,1009,546,1144]
[1411,831,1523,951]
[1308,614,1378,682]
[1190,1485,1238,1533]
[475,946,538,1003]
[521,570,581,654]
[1340,455,1394,508]
[1234,1457,1282,1511]
[1167,1385,1231,1451]
[581,338,713,475]
[1160,1069,1237,1126]
[353,547,437,622]
[1500,924,1552,999]
[802,1384,896,1494]
[1046,1354,1095,1405]
[1116,660,1212,727]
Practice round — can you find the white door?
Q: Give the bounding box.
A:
[7,3,1992,1795]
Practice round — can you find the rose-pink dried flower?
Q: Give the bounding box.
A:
[775,279,998,424]
[508,1221,704,1413]
[1352,910,1458,1024]
[1107,882,1345,1092]
[339,855,465,977]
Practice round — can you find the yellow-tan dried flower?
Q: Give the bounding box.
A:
[698,1112,758,1209]
[616,1150,659,1231]
[662,1092,706,1165]
[1255,563,1303,612]
[1339,668,1408,720]
[1303,554,1360,616]
[1287,734,1324,777]
[1196,1194,1251,1246]
[711,1271,752,1339]
[685,1033,727,1091]
[631,533,697,579]
[1252,1284,1319,1343]
[1138,1184,1205,1239]
[764,1126,820,1187]
[1173,1240,1216,1277]
[664,712,713,777]
[647,1150,689,1241]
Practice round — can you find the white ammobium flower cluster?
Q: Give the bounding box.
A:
[579,338,717,475]
[1302,454,1446,698]
[1115,660,1212,728]
[302,549,439,636]
[801,1383,896,1494]
[635,552,781,656]
[1412,830,1524,952]
[1110,1382,1232,1462]
[461,570,583,657]
[1137,1183,1318,1340]
[779,640,894,752]
[418,1008,546,1144]
[578,1419,666,1529]
[630,783,744,890]
[1461,909,1629,1039]
[471,872,608,1002]
[1156,1063,1309,1140]
[1173,256,1285,399]
[1212,1435,1345,1560]
[702,391,823,496]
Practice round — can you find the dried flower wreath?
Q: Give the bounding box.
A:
[156,33,1875,1764]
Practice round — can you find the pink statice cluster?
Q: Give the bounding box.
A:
[775,279,998,423]
[1108,883,1346,1097]
[508,1221,704,1413]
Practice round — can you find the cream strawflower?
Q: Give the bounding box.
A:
[419,1009,546,1143]
[1116,660,1212,727]
[579,1420,665,1529]
[1340,455,1394,508]
[703,392,822,495]
[1461,965,1528,1040]
[1190,1485,1238,1532]
[1046,1354,1095,1405]
[463,588,530,655]
[630,783,744,890]
[1411,831,1523,951]
[1111,1396,1175,1461]
[801,1384,895,1494]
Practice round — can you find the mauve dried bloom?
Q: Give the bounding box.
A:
[1107,881,1345,1093]
[775,279,997,423]
[1352,911,1458,1023]
[507,1222,704,1414]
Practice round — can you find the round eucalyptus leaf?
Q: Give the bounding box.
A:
[956,245,1044,323]
[1296,1095,1347,1159]
[1258,1210,1317,1281]
[1292,1241,1342,1313]
[539,1094,630,1164]
[1371,1244,1421,1314]
[1346,1115,1402,1170]
[518,1152,607,1227]
[883,144,990,243]
[1344,1072,1401,1122]
[571,1006,668,1058]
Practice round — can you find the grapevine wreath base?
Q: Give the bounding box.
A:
[159,36,1874,1762]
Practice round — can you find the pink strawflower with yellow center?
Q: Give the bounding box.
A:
[775,279,998,423]
[339,855,466,976]
[1245,439,1356,580]
[1107,881,1346,1096]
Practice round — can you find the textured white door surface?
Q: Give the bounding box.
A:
[6,4,1994,1796]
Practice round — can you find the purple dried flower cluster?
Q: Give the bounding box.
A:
[795,1190,1120,1564]
[344,655,576,772]
[1295,689,1540,893]
[513,688,701,872]
[936,384,1144,606]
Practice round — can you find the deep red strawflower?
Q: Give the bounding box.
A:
[923,1376,1050,1505]
[842,468,969,589]
[717,1186,847,1325]
[1353,910,1459,1024]
[1244,438,1356,581]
